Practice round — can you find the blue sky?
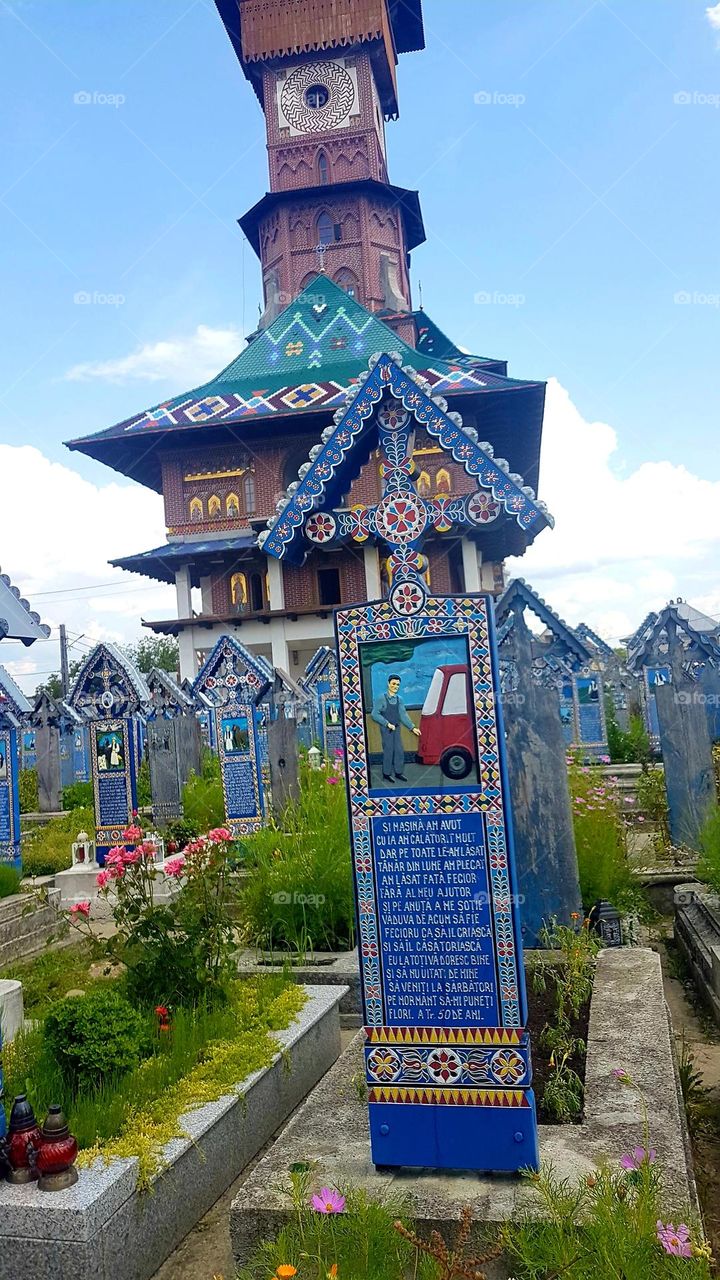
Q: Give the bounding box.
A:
[1,0,719,688]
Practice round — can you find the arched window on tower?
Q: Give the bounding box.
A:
[436,468,452,496]
[208,495,221,519]
[417,470,431,497]
[243,472,256,516]
[334,268,359,299]
[317,151,329,185]
[189,497,203,523]
[317,212,334,246]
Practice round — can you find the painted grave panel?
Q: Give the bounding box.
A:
[92,719,137,856]
[336,594,538,1174]
[0,726,20,868]
[217,705,264,833]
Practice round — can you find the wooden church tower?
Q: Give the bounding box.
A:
[218,0,426,320]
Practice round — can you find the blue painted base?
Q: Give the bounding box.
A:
[369,1096,540,1173]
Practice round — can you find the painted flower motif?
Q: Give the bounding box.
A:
[620,1146,656,1172]
[311,1188,346,1215]
[656,1221,692,1258]
[70,901,91,917]
[164,855,186,878]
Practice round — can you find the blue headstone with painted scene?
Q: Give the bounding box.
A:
[261,351,554,1172]
[626,601,720,749]
[302,646,343,757]
[496,580,608,758]
[68,644,150,862]
[193,636,271,835]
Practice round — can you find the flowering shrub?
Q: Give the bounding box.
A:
[71,822,242,1006]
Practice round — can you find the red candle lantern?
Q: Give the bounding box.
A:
[35,1105,78,1192]
[6,1095,41,1184]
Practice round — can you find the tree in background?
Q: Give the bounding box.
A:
[123,636,179,676]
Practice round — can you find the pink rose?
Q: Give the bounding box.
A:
[123,850,141,864]
[70,901,91,917]
[96,870,111,890]
[207,827,232,844]
[122,824,143,843]
[164,855,186,878]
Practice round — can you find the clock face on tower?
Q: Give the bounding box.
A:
[277,60,358,136]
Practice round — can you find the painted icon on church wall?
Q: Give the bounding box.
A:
[360,635,480,793]
[221,715,250,755]
[95,729,125,772]
[0,749,7,782]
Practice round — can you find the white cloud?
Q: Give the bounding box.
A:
[63,324,243,385]
[0,444,174,694]
[507,378,720,643]
[707,2,720,30]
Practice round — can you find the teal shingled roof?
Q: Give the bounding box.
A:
[67,276,542,448]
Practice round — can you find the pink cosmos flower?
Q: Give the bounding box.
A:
[657,1222,692,1257]
[333,748,344,758]
[326,776,340,786]
[311,1188,346,1215]
[70,901,91,917]
[164,855,186,878]
[208,827,232,844]
[620,1146,656,1172]
[96,869,111,890]
[612,1068,631,1082]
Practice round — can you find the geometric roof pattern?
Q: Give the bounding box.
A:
[626,599,720,674]
[495,579,593,670]
[0,566,51,646]
[65,277,546,489]
[260,353,553,565]
[0,662,32,723]
[67,641,151,720]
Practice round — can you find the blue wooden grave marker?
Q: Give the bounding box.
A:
[68,644,150,861]
[0,665,29,870]
[302,646,343,758]
[193,636,271,836]
[261,352,550,1172]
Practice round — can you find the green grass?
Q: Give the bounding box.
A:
[2,975,305,1189]
[0,940,106,1017]
[21,806,95,877]
[237,1186,442,1280]
[0,865,22,898]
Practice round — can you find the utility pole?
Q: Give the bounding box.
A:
[59,624,70,699]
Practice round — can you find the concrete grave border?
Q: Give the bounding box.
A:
[0,984,345,1280]
[231,950,697,1271]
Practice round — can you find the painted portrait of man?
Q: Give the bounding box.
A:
[371,674,420,783]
